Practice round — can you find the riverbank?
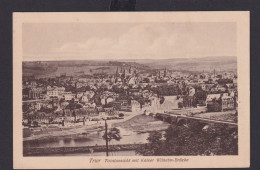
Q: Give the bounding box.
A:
[24,144,144,156]
[23,111,140,141]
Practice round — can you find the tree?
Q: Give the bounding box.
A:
[178,102,183,108]
[194,89,207,105]
[159,96,165,104]
[136,131,163,156]
[75,104,83,109]
[118,113,124,117]
[22,104,31,112]
[135,121,238,156]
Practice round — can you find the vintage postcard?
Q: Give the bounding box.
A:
[13,12,250,169]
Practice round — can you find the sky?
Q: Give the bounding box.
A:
[22,22,236,61]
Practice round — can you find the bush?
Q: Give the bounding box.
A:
[23,128,31,138]
[118,113,124,117]
[136,121,238,156]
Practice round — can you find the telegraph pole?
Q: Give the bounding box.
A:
[105,120,109,156]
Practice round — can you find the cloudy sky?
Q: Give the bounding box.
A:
[22,22,236,61]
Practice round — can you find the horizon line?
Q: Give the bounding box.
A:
[22,56,237,62]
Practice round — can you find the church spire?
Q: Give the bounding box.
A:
[164,67,167,77]
[129,66,132,74]
[115,67,119,77]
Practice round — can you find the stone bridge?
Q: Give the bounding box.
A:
[155,113,238,127]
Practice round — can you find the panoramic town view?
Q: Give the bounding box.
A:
[22,57,238,156]
[22,22,238,156]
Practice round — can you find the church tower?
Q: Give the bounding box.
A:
[115,67,119,77]
[121,68,126,79]
[164,67,167,77]
[129,66,132,74]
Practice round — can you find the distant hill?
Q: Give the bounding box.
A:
[23,56,237,77]
[129,56,237,72]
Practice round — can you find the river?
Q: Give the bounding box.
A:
[23,126,150,148]
[23,114,170,156]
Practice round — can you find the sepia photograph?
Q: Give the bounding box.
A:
[13,12,250,169]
